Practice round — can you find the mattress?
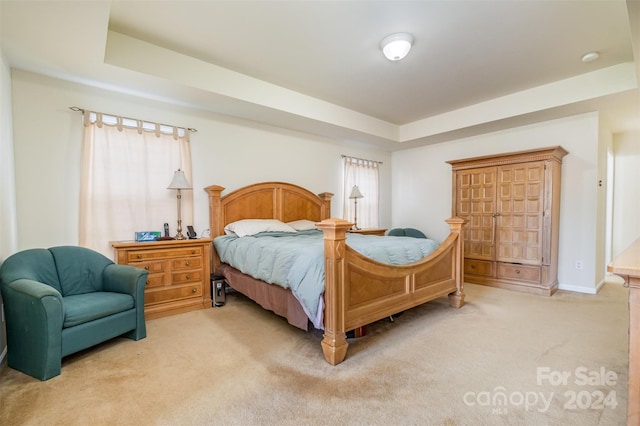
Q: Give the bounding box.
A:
[214,229,440,329]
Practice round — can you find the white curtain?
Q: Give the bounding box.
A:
[343,156,380,229]
[79,111,193,258]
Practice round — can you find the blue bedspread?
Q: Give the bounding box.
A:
[214,229,439,328]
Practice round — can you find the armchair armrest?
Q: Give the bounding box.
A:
[103,264,148,296]
[1,279,64,380]
[103,263,148,340]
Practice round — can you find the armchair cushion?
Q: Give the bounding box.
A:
[63,292,134,328]
[0,249,62,294]
[50,246,113,296]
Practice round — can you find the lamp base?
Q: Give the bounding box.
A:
[174,232,187,240]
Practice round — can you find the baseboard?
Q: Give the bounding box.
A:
[558,281,602,295]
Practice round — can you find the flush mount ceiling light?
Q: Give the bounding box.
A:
[581,51,600,63]
[380,33,414,61]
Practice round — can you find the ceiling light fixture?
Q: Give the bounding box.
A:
[380,33,414,61]
[581,51,600,63]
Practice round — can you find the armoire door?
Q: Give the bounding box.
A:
[495,161,545,265]
[455,166,496,261]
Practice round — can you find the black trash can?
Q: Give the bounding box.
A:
[211,274,226,307]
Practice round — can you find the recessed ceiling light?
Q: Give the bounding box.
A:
[581,52,600,63]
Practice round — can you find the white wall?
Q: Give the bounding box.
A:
[1,37,17,367]
[612,129,640,258]
[597,121,613,284]
[9,70,392,251]
[391,113,602,293]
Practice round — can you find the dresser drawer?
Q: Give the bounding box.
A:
[172,257,202,270]
[130,260,165,273]
[127,246,203,262]
[464,259,493,276]
[172,269,203,284]
[146,284,203,305]
[497,263,541,283]
[145,273,167,288]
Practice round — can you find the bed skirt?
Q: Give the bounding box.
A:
[217,263,311,331]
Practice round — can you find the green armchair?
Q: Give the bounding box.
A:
[386,228,427,238]
[0,246,148,380]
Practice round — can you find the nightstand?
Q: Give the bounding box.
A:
[111,238,213,319]
[349,228,387,236]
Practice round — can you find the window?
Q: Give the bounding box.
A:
[79,110,192,257]
[342,155,380,229]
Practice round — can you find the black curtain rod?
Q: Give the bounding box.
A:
[69,106,197,133]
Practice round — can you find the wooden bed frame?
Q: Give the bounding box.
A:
[205,182,465,365]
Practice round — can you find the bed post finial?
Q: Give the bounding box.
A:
[316,217,353,365]
[317,192,333,220]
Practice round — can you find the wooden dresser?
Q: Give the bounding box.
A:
[447,146,568,296]
[608,238,640,426]
[111,238,213,319]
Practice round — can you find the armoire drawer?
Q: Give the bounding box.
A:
[497,263,541,284]
[464,259,493,276]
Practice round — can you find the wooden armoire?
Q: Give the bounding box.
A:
[447,146,568,296]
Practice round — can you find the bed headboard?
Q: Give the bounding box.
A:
[204,182,333,238]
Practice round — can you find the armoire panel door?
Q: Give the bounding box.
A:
[496,161,545,265]
[456,166,496,260]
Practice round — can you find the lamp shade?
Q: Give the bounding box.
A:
[380,33,414,61]
[167,169,192,190]
[349,185,364,199]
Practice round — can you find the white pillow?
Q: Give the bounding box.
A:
[224,219,296,237]
[286,219,318,231]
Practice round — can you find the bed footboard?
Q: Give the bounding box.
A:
[316,217,465,366]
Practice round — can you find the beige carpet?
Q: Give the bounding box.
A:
[0,280,629,425]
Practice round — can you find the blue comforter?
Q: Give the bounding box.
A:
[214,229,439,328]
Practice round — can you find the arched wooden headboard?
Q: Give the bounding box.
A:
[204,182,333,239]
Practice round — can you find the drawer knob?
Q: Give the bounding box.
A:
[470,265,476,269]
[515,269,521,274]
[137,254,142,259]
[191,250,196,254]
[186,274,190,279]
[144,266,149,270]
[185,261,190,266]
[192,287,197,293]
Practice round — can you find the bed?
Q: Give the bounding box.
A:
[205,182,465,365]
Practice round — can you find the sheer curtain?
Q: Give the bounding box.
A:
[79,111,193,257]
[342,156,380,229]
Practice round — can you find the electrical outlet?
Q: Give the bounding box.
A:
[575,261,583,270]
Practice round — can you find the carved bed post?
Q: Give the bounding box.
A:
[316,217,352,365]
[317,192,333,220]
[446,217,466,308]
[204,185,225,272]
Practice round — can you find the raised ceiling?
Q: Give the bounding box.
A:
[2,0,639,150]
